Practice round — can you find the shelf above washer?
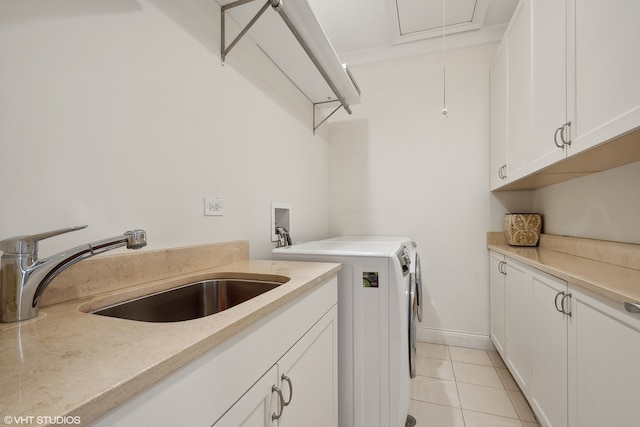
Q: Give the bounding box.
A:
[217,0,361,132]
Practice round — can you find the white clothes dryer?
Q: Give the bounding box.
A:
[273,237,417,427]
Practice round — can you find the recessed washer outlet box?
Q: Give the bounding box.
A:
[271,202,291,242]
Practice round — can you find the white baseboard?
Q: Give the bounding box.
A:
[417,326,496,351]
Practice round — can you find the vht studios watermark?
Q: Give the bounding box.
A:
[4,415,81,425]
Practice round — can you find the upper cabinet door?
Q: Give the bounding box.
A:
[505,0,531,183]
[529,0,569,172]
[569,0,640,153]
[490,42,508,190]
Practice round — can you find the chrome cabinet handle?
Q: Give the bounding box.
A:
[281,374,293,406]
[624,302,640,313]
[498,165,507,180]
[554,121,572,148]
[554,126,564,148]
[554,291,565,313]
[561,121,572,146]
[498,261,507,275]
[561,293,572,317]
[272,385,285,420]
[553,291,572,316]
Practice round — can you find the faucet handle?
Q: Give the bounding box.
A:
[0,225,88,255]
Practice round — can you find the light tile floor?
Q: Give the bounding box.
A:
[410,343,541,427]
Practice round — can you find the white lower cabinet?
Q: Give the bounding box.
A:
[90,276,338,427]
[491,252,640,427]
[489,251,506,353]
[215,305,338,427]
[215,366,279,427]
[276,305,337,427]
[503,258,532,391]
[530,270,568,427]
[568,285,640,427]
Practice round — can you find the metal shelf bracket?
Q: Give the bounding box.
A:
[219,0,357,134]
[313,101,343,135]
[221,0,272,64]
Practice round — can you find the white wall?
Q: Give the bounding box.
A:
[327,45,498,348]
[533,161,640,244]
[0,0,330,259]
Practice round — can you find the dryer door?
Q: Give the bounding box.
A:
[408,272,417,378]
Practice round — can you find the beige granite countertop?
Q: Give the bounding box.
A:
[487,233,640,305]
[0,242,340,426]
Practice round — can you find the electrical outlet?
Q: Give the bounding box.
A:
[204,197,223,216]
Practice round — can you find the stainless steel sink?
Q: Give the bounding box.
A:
[91,278,286,322]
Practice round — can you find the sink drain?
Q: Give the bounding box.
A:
[405,414,417,427]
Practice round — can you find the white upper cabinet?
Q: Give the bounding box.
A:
[505,0,531,184]
[490,43,508,189]
[490,0,640,190]
[529,0,570,172]
[569,0,640,153]
[489,0,530,190]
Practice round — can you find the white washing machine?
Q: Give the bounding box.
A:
[273,237,419,427]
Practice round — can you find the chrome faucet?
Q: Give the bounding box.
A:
[0,225,147,323]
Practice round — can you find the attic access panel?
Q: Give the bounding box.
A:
[392,0,488,43]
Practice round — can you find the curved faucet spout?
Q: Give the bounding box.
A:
[0,227,147,323]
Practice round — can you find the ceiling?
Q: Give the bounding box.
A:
[307,0,519,65]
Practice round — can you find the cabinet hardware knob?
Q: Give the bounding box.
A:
[624,302,640,313]
[281,374,293,406]
[272,385,285,420]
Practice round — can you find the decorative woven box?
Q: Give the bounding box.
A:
[503,213,542,247]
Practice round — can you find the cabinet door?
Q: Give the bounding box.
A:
[568,286,640,427]
[504,259,532,392]
[490,42,508,190]
[529,0,569,172]
[214,366,279,427]
[530,270,568,427]
[278,306,338,427]
[505,0,530,182]
[489,251,506,354]
[569,0,640,154]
